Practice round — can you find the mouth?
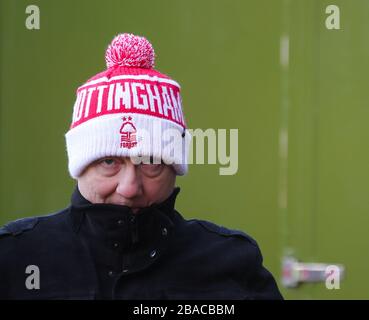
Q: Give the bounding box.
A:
[131,207,145,213]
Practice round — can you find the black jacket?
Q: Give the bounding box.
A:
[0,187,283,300]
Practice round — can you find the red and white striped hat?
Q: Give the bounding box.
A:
[65,33,191,178]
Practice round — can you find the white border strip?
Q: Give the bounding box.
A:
[67,111,185,132]
[79,74,181,89]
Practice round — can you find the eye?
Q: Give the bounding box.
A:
[98,157,121,169]
[94,157,122,176]
[140,164,163,177]
[140,158,164,177]
[102,158,115,165]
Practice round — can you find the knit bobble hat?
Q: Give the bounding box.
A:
[65,33,191,178]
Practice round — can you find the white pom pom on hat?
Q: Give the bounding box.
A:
[105,33,155,69]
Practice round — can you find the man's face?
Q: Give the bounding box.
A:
[77,156,176,213]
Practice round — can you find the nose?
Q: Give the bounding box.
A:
[115,162,143,200]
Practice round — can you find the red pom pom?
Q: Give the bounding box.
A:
[105,33,155,69]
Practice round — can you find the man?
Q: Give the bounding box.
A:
[0,33,282,299]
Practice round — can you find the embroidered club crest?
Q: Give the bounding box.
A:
[119,116,137,149]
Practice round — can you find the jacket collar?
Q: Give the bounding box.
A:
[69,185,180,236]
[68,186,182,276]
